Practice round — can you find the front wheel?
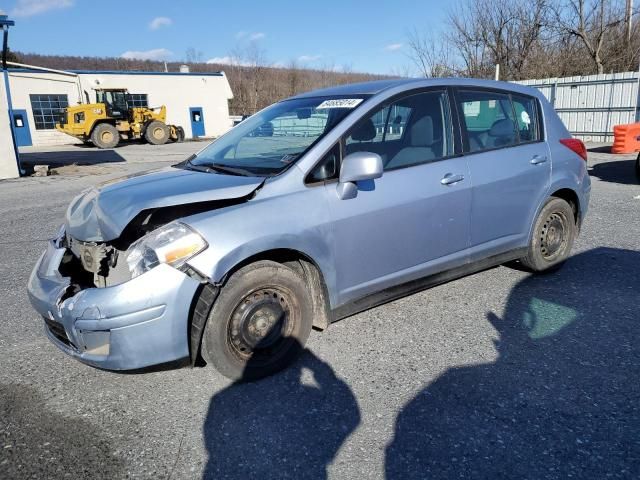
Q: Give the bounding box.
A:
[144,120,170,145]
[201,260,313,380]
[520,197,577,273]
[91,123,120,149]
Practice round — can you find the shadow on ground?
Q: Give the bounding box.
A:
[386,247,640,479]
[587,145,612,154]
[0,383,125,479]
[202,346,360,479]
[19,149,126,174]
[590,156,640,185]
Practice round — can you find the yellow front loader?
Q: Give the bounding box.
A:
[56,88,185,149]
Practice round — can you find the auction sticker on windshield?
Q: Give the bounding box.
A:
[316,98,363,109]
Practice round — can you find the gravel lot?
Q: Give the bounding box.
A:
[1,142,638,479]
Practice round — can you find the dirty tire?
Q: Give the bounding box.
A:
[91,123,119,149]
[175,126,185,143]
[520,197,576,273]
[144,120,170,145]
[201,260,313,381]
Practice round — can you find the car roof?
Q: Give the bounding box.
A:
[288,77,542,101]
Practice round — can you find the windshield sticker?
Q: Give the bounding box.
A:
[316,98,363,109]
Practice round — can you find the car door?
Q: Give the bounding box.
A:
[316,89,472,306]
[454,89,551,260]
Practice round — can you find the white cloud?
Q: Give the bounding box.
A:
[206,56,252,67]
[298,55,322,63]
[149,16,172,30]
[11,0,73,17]
[121,48,173,61]
[384,43,403,52]
[236,31,265,41]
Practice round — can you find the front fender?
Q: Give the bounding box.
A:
[183,186,339,307]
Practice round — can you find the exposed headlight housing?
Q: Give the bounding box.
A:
[126,222,207,279]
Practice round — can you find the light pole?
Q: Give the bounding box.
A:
[1,13,20,176]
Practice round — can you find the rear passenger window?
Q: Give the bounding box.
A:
[457,90,518,153]
[345,90,454,171]
[512,94,540,143]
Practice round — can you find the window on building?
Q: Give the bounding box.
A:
[125,94,149,108]
[30,94,69,130]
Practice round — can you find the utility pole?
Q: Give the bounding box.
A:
[0,12,20,179]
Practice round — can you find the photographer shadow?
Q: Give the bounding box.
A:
[386,247,640,479]
[202,344,360,479]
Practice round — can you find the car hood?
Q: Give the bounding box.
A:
[65,166,263,242]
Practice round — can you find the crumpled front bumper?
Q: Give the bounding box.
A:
[27,240,201,370]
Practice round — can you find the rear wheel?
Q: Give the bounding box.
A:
[145,120,170,145]
[201,261,313,380]
[91,123,119,149]
[520,197,576,272]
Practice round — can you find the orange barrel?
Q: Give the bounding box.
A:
[612,122,640,154]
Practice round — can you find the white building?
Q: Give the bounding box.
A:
[6,67,234,147]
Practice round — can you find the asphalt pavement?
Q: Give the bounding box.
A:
[0,142,638,479]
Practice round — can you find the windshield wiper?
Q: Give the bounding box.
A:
[191,161,256,177]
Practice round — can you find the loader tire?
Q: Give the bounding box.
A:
[145,121,170,145]
[175,126,185,143]
[91,123,120,149]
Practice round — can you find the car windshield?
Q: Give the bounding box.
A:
[187,96,368,176]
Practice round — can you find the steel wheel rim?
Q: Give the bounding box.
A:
[540,211,569,261]
[227,286,297,366]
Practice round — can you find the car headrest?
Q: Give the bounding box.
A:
[351,118,376,142]
[410,115,434,147]
[489,119,515,137]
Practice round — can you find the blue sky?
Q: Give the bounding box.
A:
[1,0,448,74]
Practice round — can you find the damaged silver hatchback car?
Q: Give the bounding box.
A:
[28,78,591,380]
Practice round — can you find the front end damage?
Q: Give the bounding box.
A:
[27,169,263,369]
[28,229,202,370]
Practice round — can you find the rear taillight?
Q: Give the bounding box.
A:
[560,138,587,161]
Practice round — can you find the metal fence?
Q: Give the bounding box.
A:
[517,71,640,142]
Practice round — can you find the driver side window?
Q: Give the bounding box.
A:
[344,90,453,171]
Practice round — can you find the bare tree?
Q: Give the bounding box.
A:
[447,0,550,80]
[405,28,457,77]
[553,0,625,74]
[185,47,204,64]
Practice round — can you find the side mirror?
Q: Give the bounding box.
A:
[336,151,383,200]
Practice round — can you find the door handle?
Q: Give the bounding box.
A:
[441,173,464,185]
[530,155,548,165]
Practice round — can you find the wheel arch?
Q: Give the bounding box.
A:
[188,247,332,367]
[219,248,332,331]
[550,187,580,225]
[88,119,117,136]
